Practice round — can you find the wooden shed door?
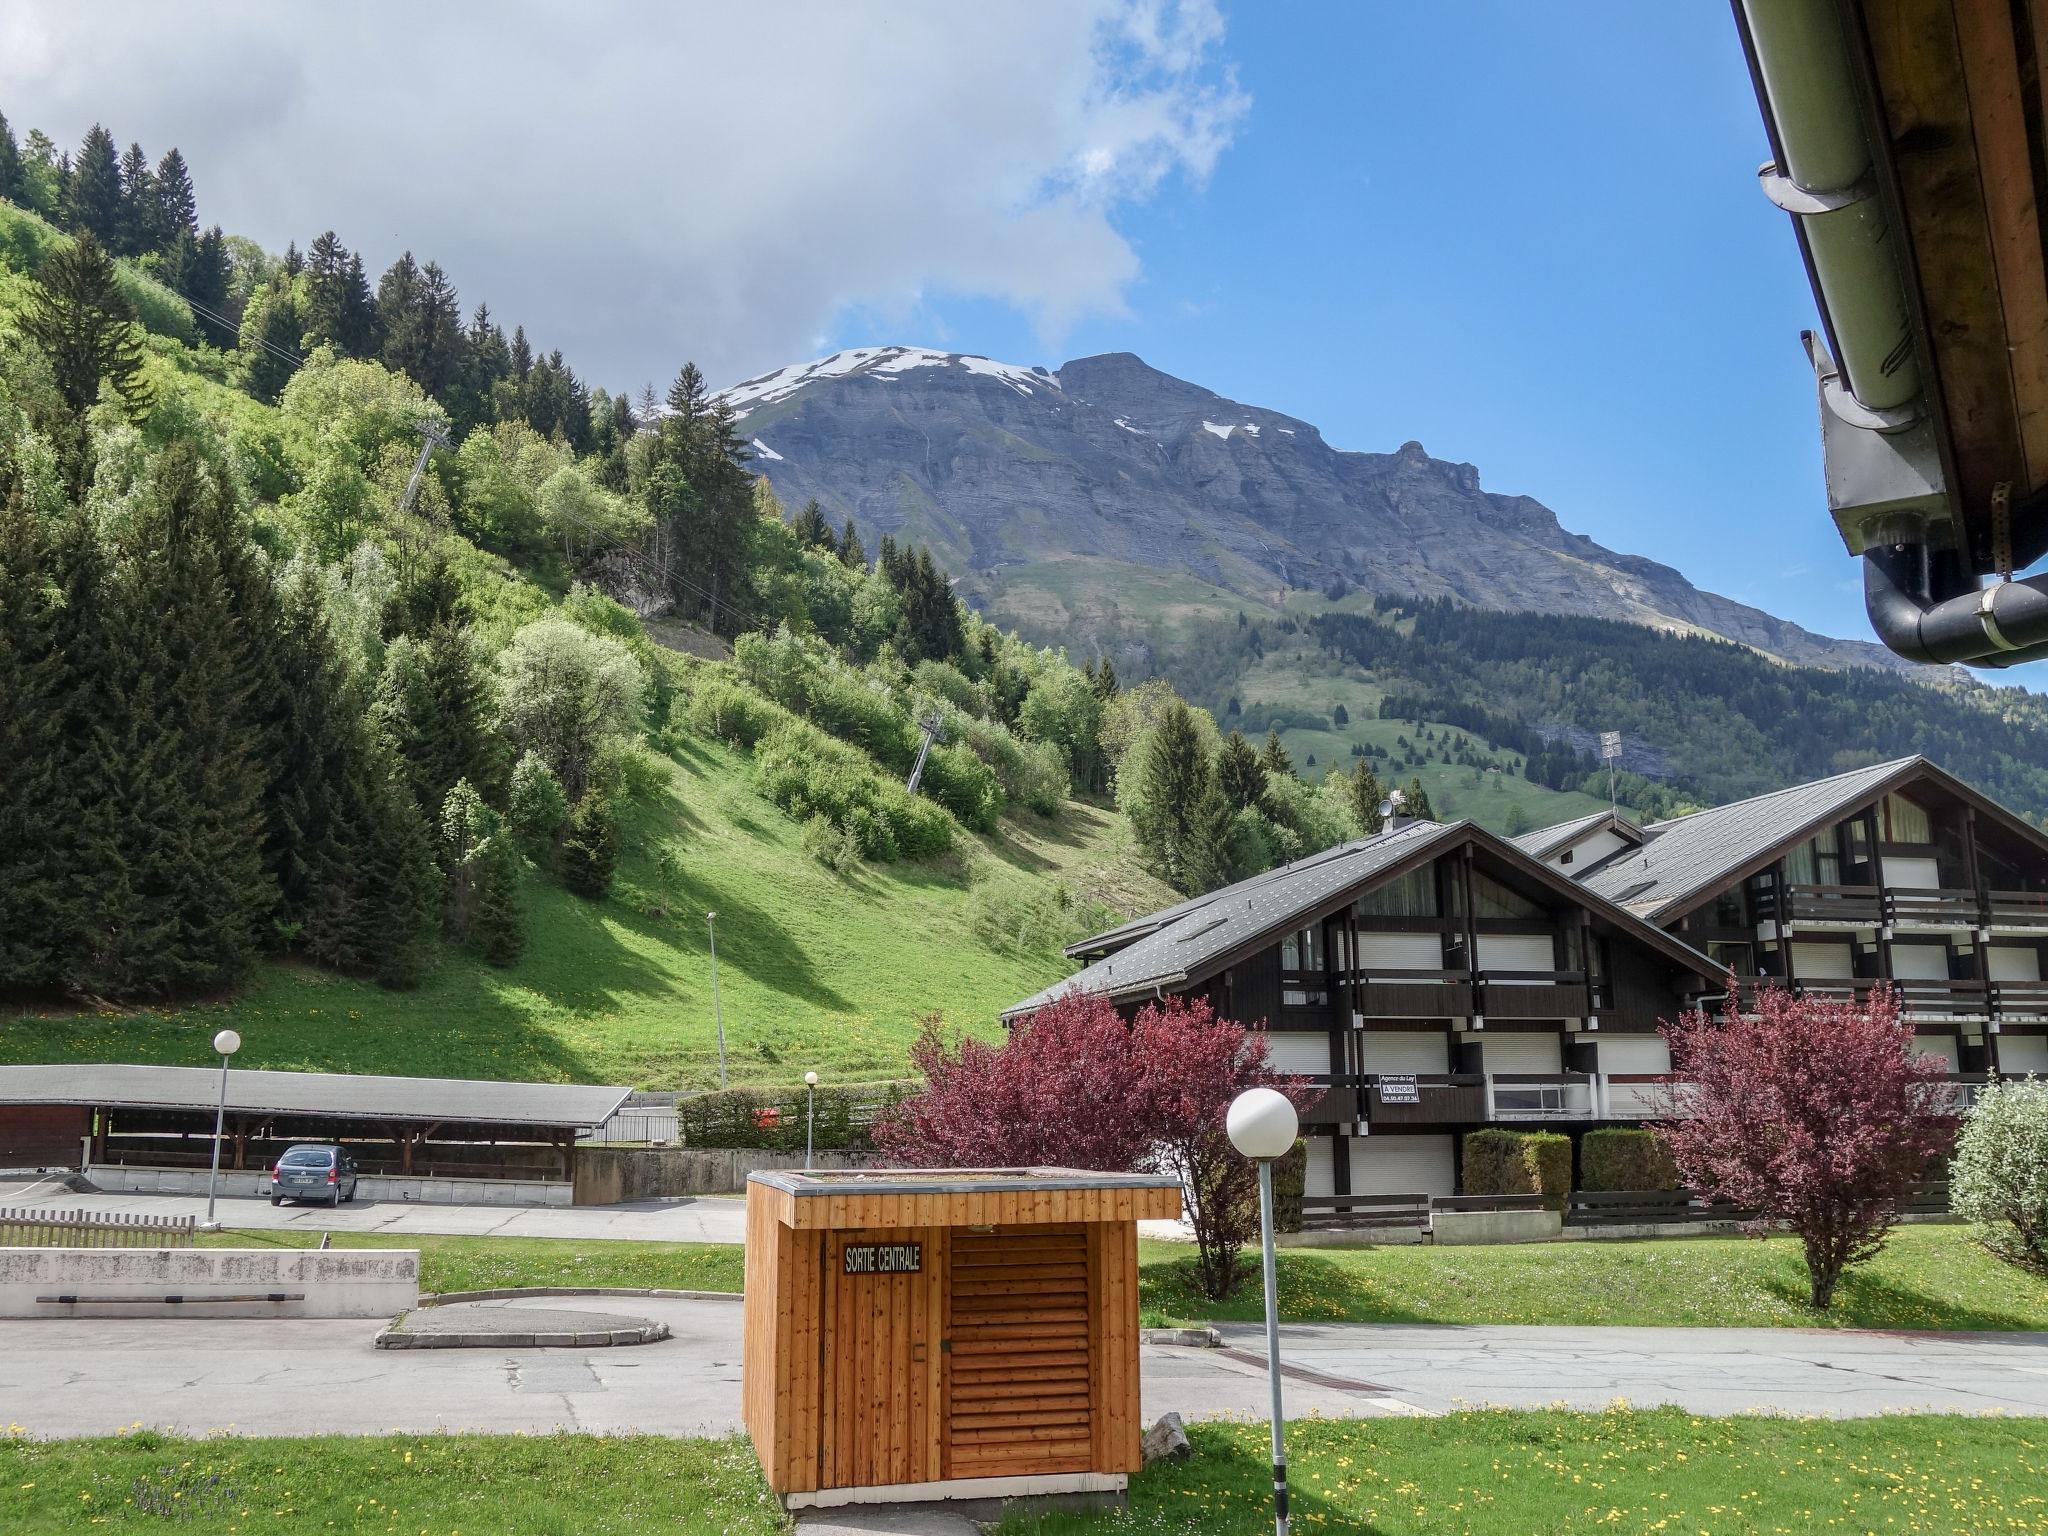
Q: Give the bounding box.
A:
[820,1228,942,1490]
[943,1225,1094,1479]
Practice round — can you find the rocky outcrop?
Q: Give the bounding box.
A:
[723,346,1898,672]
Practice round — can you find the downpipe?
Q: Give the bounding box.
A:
[1864,544,2048,668]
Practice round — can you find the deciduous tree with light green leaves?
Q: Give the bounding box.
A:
[494,616,647,803]
[1951,1076,2048,1272]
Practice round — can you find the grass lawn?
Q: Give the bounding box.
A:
[0,1430,781,1534]
[200,1228,746,1296]
[0,739,1171,1092]
[996,1408,2048,1535]
[1136,1224,2048,1333]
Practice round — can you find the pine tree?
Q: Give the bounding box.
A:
[1259,727,1294,779]
[339,252,377,355]
[1332,702,1349,725]
[358,752,441,988]
[302,231,350,349]
[1399,775,1435,821]
[240,276,303,404]
[838,517,865,568]
[1183,783,1249,895]
[281,240,303,277]
[1216,730,1268,813]
[1094,657,1119,699]
[0,110,22,205]
[115,142,154,256]
[59,124,122,244]
[791,498,833,549]
[152,147,197,247]
[1348,763,1385,835]
[471,834,526,966]
[1133,698,1214,893]
[561,792,620,899]
[374,624,502,816]
[509,324,533,382]
[20,231,152,418]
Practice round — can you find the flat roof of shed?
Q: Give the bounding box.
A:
[0,1063,632,1130]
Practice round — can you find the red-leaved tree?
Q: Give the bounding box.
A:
[1656,981,1956,1309]
[875,991,1314,1299]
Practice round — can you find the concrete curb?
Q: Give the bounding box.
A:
[376,1316,671,1350]
[418,1286,742,1306]
[1140,1326,1223,1348]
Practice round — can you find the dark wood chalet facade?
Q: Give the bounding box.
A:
[1004,820,1718,1200]
[1523,756,2048,1086]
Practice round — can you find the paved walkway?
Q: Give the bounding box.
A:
[4,1183,750,1244]
[1213,1320,2048,1416]
[5,1300,2045,1439]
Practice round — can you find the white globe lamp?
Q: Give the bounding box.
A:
[1227,1086,1298,1161]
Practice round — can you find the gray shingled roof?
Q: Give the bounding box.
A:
[1510,808,1642,861]
[1009,821,1456,1018]
[0,1064,632,1129]
[1576,756,1920,919]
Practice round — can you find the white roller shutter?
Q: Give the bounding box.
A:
[1998,1035,2048,1076]
[1988,947,2042,982]
[1886,856,1941,890]
[1889,944,1951,980]
[1597,1035,1671,1074]
[1303,1138,1335,1197]
[1263,1031,1332,1076]
[1792,941,1855,979]
[1357,933,1445,974]
[1483,1033,1562,1073]
[1360,1032,1451,1074]
[1913,1034,1960,1070]
[1348,1133,1455,1196]
[1477,934,1555,972]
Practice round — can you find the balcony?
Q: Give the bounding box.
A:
[1479,970,1590,1019]
[1740,976,1996,1021]
[1985,889,2048,933]
[1359,1072,1486,1125]
[1885,887,1982,930]
[1755,883,1883,930]
[1893,978,1991,1021]
[1992,980,2048,1021]
[1341,969,1474,1019]
[1489,1072,1598,1121]
[1292,1077,1358,1127]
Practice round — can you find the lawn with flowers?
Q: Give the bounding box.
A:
[1137,1223,2048,1332]
[997,1407,2048,1535]
[0,1428,781,1534]
[0,738,1171,1093]
[199,1228,746,1295]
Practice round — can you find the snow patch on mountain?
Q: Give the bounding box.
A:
[721,345,1055,410]
[750,438,784,461]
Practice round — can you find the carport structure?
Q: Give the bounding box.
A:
[0,1064,631,1184]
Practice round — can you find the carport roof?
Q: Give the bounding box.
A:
[0,1063,632,1130]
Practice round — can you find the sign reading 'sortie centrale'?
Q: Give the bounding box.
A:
[841,1242,921,1276]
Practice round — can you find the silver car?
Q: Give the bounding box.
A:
[269,1144,360,1207]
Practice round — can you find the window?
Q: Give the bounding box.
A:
[1710,887,1745,929]
[1559,849,1575,866]
[1883,794,1932,844]
[1354,866,1438,919]
[1707,939,1755,976]
[1281,924,1328,1008]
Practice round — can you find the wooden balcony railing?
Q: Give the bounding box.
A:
[1755,883,1884,926]
[1480,971,1590,1019]
[1884,887,1981,926]
[1339,968,1473,1019]
[1992,980,2048,1020]
[1986,890,2048,930]
[1892,978,1991,1019]
[1361,1073,1486,1125]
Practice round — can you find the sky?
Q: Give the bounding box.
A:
[0,1,2009,673]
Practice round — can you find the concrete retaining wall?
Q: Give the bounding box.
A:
[88,1164,571,1208]
[0,1246,417,1318]
[572,1147,869,1204]
[1432,1207,1564,1245]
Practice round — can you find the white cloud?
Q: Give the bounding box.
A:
[0,0,1246,391]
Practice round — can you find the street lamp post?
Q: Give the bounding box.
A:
[706,911,728,1089]
[202,1029,242,1231]
[1228,1086,1300,1536]
[804,1071,818,1170]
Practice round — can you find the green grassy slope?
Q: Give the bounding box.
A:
[0,733,1172,1089]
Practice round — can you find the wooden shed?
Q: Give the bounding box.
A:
[742,1166,1182,1510]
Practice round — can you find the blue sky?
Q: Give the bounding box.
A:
[828,5,1896,658]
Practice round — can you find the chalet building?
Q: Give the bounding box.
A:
[1520,756,2048,1083]
[1003,819,1718,1200]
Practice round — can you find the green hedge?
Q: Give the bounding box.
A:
[1462,1129,1572,1210]
[676,1081,911,1151]
[1580,1128,1679,1193]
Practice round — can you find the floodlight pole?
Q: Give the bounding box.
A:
[707,912,728,1089]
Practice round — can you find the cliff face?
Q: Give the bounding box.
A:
[724,345,1896,671]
